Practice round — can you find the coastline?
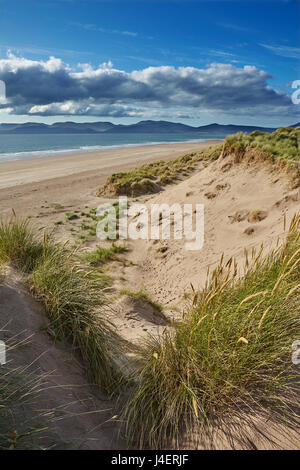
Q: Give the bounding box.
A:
[0,139,220,218]
[0,137,222,163]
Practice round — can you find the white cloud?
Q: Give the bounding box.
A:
[260,43,300,60]
[0,52,65,73]
[71,21,138,38]
[0,53,296,119]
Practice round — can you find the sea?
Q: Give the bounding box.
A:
[0,133,223,163]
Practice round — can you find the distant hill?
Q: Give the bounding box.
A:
[194,123,277,134]
[0,119,297,136]
[0,121,115,134]
[107,120,199,134]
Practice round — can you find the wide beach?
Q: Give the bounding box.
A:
[0,140,220,218]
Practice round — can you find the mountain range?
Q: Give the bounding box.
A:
[0,120,299,136]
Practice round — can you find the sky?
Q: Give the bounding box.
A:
[0,0,299,127]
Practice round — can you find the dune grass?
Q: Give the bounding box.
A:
[120,288,164,314]
[84,242,127,265]
[122,215,300,449]
[98,127,300,198]
[30,246,125,393]
[0,371,43,449]
[98,144,223,197]
[0,360,51,449]
[225,126,300,164]
[0,216,126,395]
[218,127,300,191]
[0,217,47,272]
[224,127,300,190]
[0,319,51,449]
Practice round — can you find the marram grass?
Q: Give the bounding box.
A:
[0,321,54,450]
[0,216,47,272]
[122,215,300,449]
[98,126,300,198]
[225,126,300,164]
[0,216,126,395]
[98,144,223,196]
[30,245,126,394]
[224,127,300,188]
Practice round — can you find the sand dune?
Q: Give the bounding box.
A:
[0,140,299,449]
[121,151,300,315]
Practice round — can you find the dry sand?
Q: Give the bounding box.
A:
[122,153,300,311]
[0,269,125,450]
[0,141,219,218]
[106,149,300,353]
[0,140,299,449]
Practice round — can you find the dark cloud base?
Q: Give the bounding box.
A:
[0,54,297,119]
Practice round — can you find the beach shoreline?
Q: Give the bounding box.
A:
[0,140,220,218]
[0,137,222,163]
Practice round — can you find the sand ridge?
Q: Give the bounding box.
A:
[120,153,300,314]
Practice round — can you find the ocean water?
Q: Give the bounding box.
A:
[0,133,223,162]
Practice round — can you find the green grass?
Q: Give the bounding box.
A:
[225,126,300,164]
[98,127,300,198]
[66,212,79,221]
[83,242,127,265]
[74,203,130,244]
[0,217,126,395]
[120,288,164,314]
[0,365,48,449]
[98,144,223,197]
[0,216,50,272]
[80,221,92,231]
[0,322,51,449]
[52,203,63,210]
[122,215,300,449]
[30,247,125,394]
[224,127,300,188]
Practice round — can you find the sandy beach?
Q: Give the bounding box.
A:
[0,134,299,450]
[0,140,220,218]
[0,0,298,452]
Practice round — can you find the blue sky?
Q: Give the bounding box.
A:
[0,0,299,126]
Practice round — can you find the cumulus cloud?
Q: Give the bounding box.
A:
[0,52,296,118]
[28,101,144,117]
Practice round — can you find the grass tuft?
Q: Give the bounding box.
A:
[0,366,48,449]
[30,246,125,394]
[225,127,300,164]
[66,212,79,221]
[0,325,50,449]
[0,216,50,272]
[0,217,126,395]
[98,144,223,197]
[122,215,300,449]
[224,127,300,188]
[247,210,268,223]
[83,242,127,265]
